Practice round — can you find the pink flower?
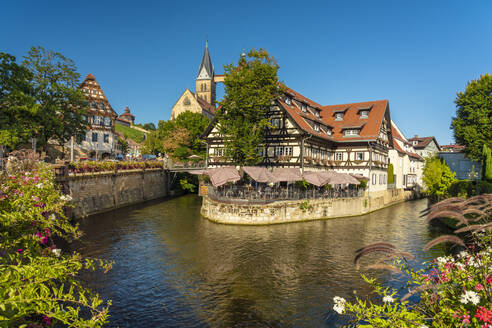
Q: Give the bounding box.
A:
[44,228,51,236]
[31,195,40,202]
[41,236,48,245]
[462,314,471,324]
[487,275,492,284]
[475,306,492,324]
[35,231,42,238]
[476,283,484,291]
[16,249,23,254]
[42,315,51,325]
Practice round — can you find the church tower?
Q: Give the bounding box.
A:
[195,41,216,104]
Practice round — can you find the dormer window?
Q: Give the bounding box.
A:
[413,140,418,146]
[343,129,360,136]
[326,128,332,136]
[335,112,344,121]
[285,97,292,105]
[314,110,320,118]
[314,123,320,132]
[360,110,369,118]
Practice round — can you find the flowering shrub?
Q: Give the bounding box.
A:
[334,194,492,327]
[0,157,111,327]
[68,160,164,174]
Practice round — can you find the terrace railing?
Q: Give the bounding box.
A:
[207,185,364,203]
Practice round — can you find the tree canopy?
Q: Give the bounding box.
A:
[216,49,281,165]
[22,46,89,150]
[423,156,457,200]
[142,111,209,160]
[451,74,492,161]
[0,53,38,149]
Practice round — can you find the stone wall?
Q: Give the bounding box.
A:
[200,188,417,225]
[58,169,168,217]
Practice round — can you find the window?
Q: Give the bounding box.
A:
[103,117,112,127]
[103,134,109,143]
[355,152,364,161]
[326,128,332,136]
[92,116,101,125]
[344,129,359,136]
[215,148,225,157]
[92,90,97,95]
[335,112,344,121]
[285,97,292,105]
[314,110,320,118]
[271,118,281,128]
[314,123,320,132]
[99,103,105,110]
[335,152,343,161]
[313,148,319,158]
[92,133,98,142]
[360,110,369,118]
[284,146,293,156]
[301,103,307,112]
[413,140,418,145]
[372,173,377,185]
[91,102,98,109]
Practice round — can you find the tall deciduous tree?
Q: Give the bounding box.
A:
[0,52,38,149]
[451,74,492,161]
[217,49,281,165]
[22,46,88,152]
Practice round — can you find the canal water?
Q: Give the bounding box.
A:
[72,195,445,327]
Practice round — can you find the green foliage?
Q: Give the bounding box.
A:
[115,124,146,143]
[0,52,39,149]
[299,200,313,212]
[449,180,492,198]
[142,122,156,131]
[179,178,196,193]
[143,112,209,161]
[0,158,111,326]
[451,74,492,161]
[22,46,89,151]
[295,178,309,190]
[387,163,394,184]
[423,156,457,200]
[482,144,492,181]
[216,49,281,165]
[359,180,368,190]
[118,137,129,155]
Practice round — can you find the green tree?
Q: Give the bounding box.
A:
[0,52,39,149]
[387,163,395,184]
[22,46,89,153]
[482,144,492,181]
[451,74,492,161]
[118,136,129,155]
[142,112,209,160]
[423,156,457,201]
[142,122,156,131]
[216,49,281,165]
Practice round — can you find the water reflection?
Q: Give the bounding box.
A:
[73,195,443,327]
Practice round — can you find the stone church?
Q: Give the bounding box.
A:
[170,42,224,120]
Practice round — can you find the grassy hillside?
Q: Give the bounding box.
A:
[115,124,146,143]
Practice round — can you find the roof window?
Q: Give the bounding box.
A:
[335,112,344,121]
[314,110,320,118]
[360,110,369,118]
[314,123,320,132]
[300,103,307,112]
[343,129,360,136]
[285,97,292,105]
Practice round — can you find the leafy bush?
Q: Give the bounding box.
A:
[68,160,164,174]
[387,163,394,184]
[0,158,111,326]
[449,180,492,198]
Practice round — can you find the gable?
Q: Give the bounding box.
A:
[170,89,203,120]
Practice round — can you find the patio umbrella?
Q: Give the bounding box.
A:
[302,171,332,187]
[325,171,360,185]
[350,173,369,181]
[187,154,202,160]
[272,167,302,182]
[207,166,241,187]
[242,166,275,183]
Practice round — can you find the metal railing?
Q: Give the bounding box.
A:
[207,185,364,203]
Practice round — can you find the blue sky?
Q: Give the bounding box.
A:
[2,0,491,144]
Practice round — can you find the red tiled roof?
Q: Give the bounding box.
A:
[195,95,216,115]
[322,100,389,142]
[441,144,465,152]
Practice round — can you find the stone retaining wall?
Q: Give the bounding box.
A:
[58,169,168,217]
[200,188,417,225]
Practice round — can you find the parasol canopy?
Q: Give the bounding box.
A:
[207,166,241,187]
[350,173,369,181]
[187,154,202,160]
[272,167,303,182]
[325,171,360,185]
[242,166,275,183]
[302,171,332,186]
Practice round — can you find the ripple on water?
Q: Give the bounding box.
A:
[73,195,445,327]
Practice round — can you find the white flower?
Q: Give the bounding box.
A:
[52,248,61,257]
[60,194,72,202]
[460,290,480,305]
[49,214,56,222]
[382,295,394,303]
[333,296,346,314]
[436,256,453,265]
[36,183,44,189]
[456,263,465,270]
[458,251,469,258]
[419,325,429,328]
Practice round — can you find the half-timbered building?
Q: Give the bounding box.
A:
[78,74,121,159]
[205,86,396,192]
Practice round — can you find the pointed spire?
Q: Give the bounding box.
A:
[197,40,214,80]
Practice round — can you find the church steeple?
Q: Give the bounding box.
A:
[195,41,216,104]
